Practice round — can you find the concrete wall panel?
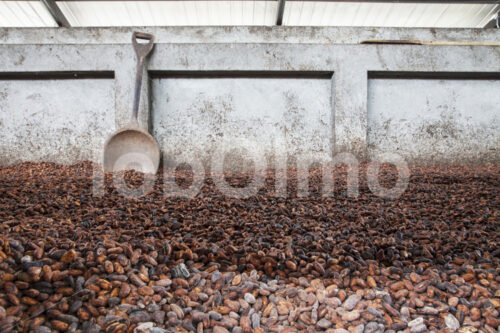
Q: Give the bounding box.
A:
[151,75,333,167]
[0,78,115,164]
[367,77,500,164]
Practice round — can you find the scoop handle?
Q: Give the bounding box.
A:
[131,32,154,123]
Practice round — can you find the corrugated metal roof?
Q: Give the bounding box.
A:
[57,1,277,26]
[0,1,56,27]
[283,2,499,27]
[0,1,498,28]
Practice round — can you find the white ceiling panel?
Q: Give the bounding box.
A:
[283,2,500,28]
[0,1,498,28]
[0,1,57,27]
[57,1,277,26]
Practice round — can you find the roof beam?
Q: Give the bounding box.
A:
[276,0,286,26]
[40,0,70,27]
[482,8,500,27]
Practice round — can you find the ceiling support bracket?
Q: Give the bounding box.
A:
[40,0,70,27]
[276,0,286,25]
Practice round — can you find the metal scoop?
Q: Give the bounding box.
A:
[103,32,160,174]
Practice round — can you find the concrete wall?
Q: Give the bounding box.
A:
[368,77,500,165]
[152,74,333,167]
[0,78,115,164]
[0,27,499,167]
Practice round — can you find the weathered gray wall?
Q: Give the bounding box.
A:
[152,75,333,167]
[0,78,115,164]
[368,77,500,165]
[0,27,499,167]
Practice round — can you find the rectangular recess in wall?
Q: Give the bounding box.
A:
[0,73,116,165]
[151,70,334,165]
[367,71,500,164]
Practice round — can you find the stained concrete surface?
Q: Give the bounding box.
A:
[0,27,498,167]
[367,78,500,164]
[2,26,499,45]
[152,76,333,168]
[0,78,115,164]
